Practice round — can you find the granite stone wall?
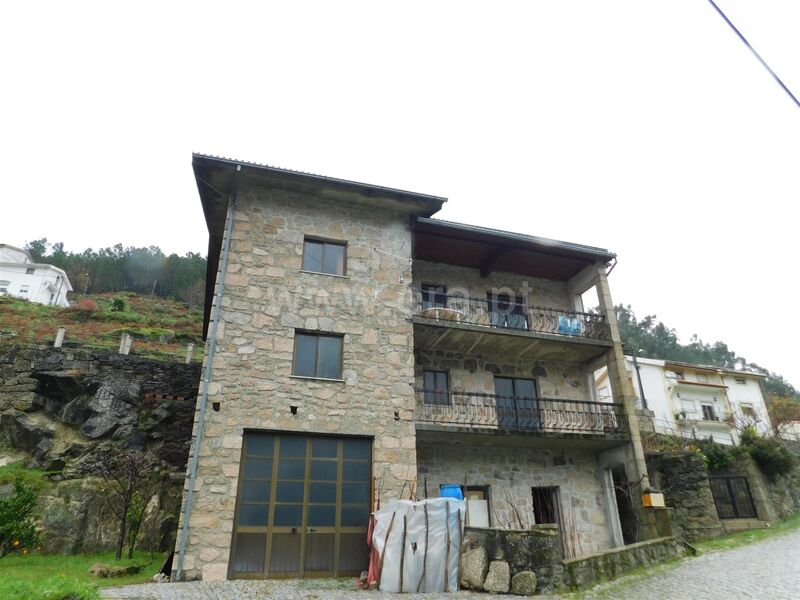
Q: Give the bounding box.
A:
[417,441,615,556]
[176,185,419,580]
[646,452,725,541]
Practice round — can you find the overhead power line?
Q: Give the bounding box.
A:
[706,0,800,109]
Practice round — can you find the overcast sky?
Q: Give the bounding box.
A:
[2,1,798,387]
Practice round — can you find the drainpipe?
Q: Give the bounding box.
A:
[175,164,241,581]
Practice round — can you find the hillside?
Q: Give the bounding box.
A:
[0,292,204,362]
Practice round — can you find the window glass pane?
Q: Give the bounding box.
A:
[423,371,435,390]
[514,379,537,399]
[343,439,371,460]
[244,458,273,480]
[312,438,338,458]
[323,243,345,275]
[293,334,317,377]
[343,461,370,481]
[302,240,324,272]
[494,377,514,398]
[317,336,342,379]
[279,437,307,458]
[246,435,274,457]
[278,458,306,479]
[340,504,369,527]
[239,503,269,526]
[273,505,303,526]
[310,460,337,481]
[241,480,271,503]
[310,483,337,503]
[308,504,336,527]
[275,481,305,502]
[435,372,448,392]
[342,483,369,503]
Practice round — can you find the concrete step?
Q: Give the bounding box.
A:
[721,518,770,533]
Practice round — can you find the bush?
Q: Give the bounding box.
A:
[743,436,794,480]
[63,299,99,322]
[0,477,40,558]
[110,297,126,312]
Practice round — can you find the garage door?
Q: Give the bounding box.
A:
[229,432,372,579]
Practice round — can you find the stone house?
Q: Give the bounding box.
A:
[174,154,661,581]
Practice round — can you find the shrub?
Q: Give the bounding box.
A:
[0,477,40,558]
[696,437,735,472]
[110,297,126,312]
[743,436,794,480]
[63,299,99,322]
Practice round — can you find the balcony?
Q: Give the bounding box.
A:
[411,291,612,361]
[414,389,628,442]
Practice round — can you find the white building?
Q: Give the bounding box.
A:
[0,244,72,307]
[596,356,771,445]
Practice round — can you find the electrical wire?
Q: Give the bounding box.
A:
[706,0,799,108]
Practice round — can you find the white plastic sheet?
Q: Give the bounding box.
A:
[372,498,465,593]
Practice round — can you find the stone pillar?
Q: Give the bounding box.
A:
[592,264,651,492]
[185,343,194,365]
[118,333,132,355]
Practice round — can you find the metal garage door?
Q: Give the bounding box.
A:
[229,432,372,579]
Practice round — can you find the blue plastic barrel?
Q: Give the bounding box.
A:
[440,484,464,500]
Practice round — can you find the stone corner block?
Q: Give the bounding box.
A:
[483,560,511,593]
[511,570,537,596]
[202,562,228,581]
[460,546,489,590]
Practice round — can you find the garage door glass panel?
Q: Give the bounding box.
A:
[273,505,303,526]
[308,504,336,527]
[343,461,369,481]
[278,458,305,479]
[275,481,305,503]
[241,480,270,503]
[279,437,307,457]
[311,460,337,481]
[342,483,369,503]
[246,435,275,457]
[310,483,336,503]
[312,438,338,458]
[343,439,370,460]
[239,504,269,526]
[244,458,272,479]
[340,504,369,527]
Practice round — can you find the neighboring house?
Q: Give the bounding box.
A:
[596,357,771,445]
[174,154,660,582]
[0,244,72,307]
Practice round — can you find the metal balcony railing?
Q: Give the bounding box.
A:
[411,291,609,341]
[415,389,628,435]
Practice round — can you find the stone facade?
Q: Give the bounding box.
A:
[176,184,420,580]
[417,442,615,556]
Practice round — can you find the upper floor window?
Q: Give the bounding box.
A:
[302,238,346,276]
[0,280,9,294]
[422,370,449,405]
[421,284,447,309]
[25,267,35,275]
[740,404,756,419]
[734,377,746,384]
[293,332,343,379]
[19,285,29,295]
[701,404,718,421]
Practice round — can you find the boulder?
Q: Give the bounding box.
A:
[80,379,140,438]
[0,410,54,453]
[460,546,489,590]
[511,571,538,596]
[483,560,511,593]
[89,563,142,578]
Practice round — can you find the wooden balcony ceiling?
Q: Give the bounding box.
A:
[413,320,612,362]
[412,218,616,280]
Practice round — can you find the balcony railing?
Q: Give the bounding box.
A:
[415,389,628,435]
[411,291,609,341]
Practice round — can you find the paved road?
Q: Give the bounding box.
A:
[103,530,800,600]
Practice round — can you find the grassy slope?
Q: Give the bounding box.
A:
[0,293,203,361]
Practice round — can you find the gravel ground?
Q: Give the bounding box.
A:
[102,529,800,600]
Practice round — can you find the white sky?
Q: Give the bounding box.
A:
[2,1,798,387]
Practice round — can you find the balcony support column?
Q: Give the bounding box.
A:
[590,264,652,495]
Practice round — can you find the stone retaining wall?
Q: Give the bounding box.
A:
[563,536,685,589]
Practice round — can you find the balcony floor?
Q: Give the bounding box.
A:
[413,318,612,362]
[415,424,630,450]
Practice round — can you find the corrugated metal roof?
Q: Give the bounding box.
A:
[192,153,448,203]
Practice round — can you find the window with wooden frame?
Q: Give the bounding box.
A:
[701,404,718,421]
[422,370,449,405]
[302,238,346,276]
[293,332,343,380]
